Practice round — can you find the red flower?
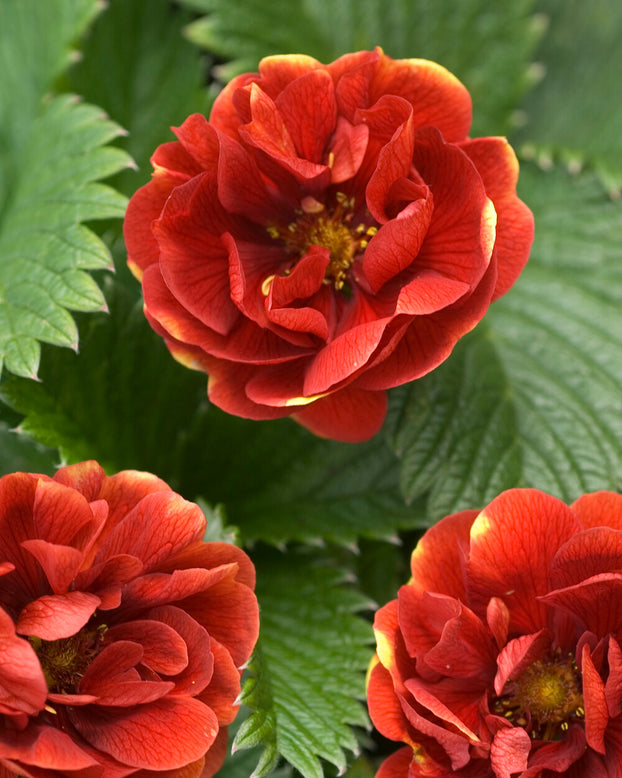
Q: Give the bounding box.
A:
[368,489,622,777]
[124,48,533,443]
[0,460,259,777]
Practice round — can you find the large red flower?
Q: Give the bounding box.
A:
[0,460,259,778]
[368,489,622,777]
[124,48,533,443]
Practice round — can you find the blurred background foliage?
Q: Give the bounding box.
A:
[0,0,621,775]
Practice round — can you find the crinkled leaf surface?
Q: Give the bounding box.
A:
[0,280,424,547]
[180,0,542,135]
[0,0,131,378]
[69,0,210,201]
[387,164,622,516]
[516,0,622,194]
[234,551,373,778]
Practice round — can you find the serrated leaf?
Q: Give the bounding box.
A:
[0,0,133,378]
[0,279,209,480]
[69,0,211,200]
[0,276,423,547]
[235,552,373,778]
[516,0,622,194]
[387,164,622,517]
[180,0,542,134]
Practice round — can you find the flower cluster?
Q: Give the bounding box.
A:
[368,489,622,777]
[124,47,533,443]
[0,460,259,777]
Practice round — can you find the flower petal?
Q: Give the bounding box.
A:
[0,608,47,718]
[16,591,101,640]
[293,385,387,443]
[69,697,218,770]
[458,137,534,300]
[94,491,206,572]
[467,489,581,632]
[409,510,477,600]
[490,727,531,778]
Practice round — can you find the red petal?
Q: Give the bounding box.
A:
[571,491,622,531]
[144,605,214,697]
[257,54,323,96]
[423,602,497,683]
[52,460,105,501]
[0,724,98,770]
[409,510,477,599]
[16,591,101,640]
[205,359,293,422]
[493,630,551,695]
[540,573,622,639]
[458,137,533,300]
[364,97,415,225]
[156,541,256,589]
[124,171,185,279]
[179,578,259,667]
[327,118,369,183]
[521,724,586,776]
[0,608,47,718]
[605,638,622,717]
[413,127,496,289]
[467,489,581,633]
[69,697,218,770]
[94,491,205,572]
[200,725,229,778]
[302,318,389,395]
[20,539,84,594]
[551,526,622,588]
[198,636,241,725]
[366,657,410,742]
[582,642,608,754]
[120,565,243,621]
[369,52,472,141]
[490,727,531,778]
[105,618,190,675]
[275,69,337,162]
[293,385,387,443]
[82,649,174,707]
[398,690,472,770]
[172,114,219,171]
[375,746,414,778]
[354,259,497,392]
[403,678,480,743]
[153,174,241,336]
[362,196,434,293]
[151,139,204,177]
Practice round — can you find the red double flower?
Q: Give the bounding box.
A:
[0,461,258,777]
[124,48,533,443]
[368,489,622,776]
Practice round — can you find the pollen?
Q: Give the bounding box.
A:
[31,624,108,694]
[494,650,584,740]
[265,193,378,291]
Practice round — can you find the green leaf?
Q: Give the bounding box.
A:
[0,0,132,378]
[0,276,423,547]
[516,0,622,195]
[0,422,57,477]
[180,0,543,134]
[69,0,211,200]
[235,551,373,778]
[181,412,427,547]
[0,279,209,479]
[387,164,622,516]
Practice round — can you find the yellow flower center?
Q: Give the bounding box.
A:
[266,193,377,291]
[30,625,107,694]
[494,653,584,740]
